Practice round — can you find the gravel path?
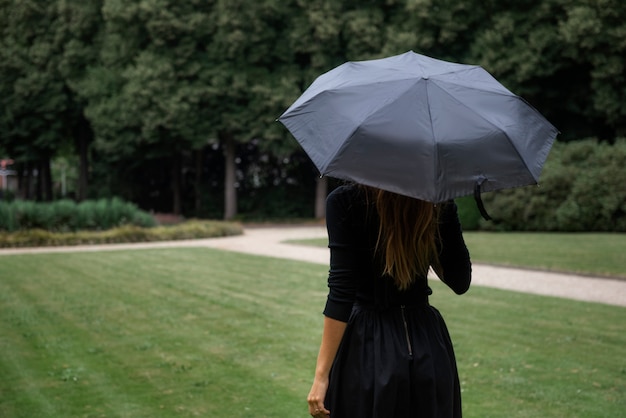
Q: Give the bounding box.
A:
[1,226,624,307]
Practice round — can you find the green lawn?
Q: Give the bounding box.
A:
[289,232,626,279]
[0,248,624,417]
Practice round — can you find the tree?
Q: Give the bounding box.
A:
[274,1,380,218]
[0,0,70,200]
[82,0,216,214]
[203,0,308,219]
[56,0,104,201]
[558,0,626,137]
[468,0,625,140]
[0,0,103,201]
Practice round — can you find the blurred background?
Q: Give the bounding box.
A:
[1,0,624,231]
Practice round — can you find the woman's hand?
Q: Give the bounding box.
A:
[308,317,347,417]
[307,376,330,417]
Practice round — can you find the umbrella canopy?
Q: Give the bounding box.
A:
[278,51,558,204]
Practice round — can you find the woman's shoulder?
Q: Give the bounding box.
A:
[327,183,362,200]
[326,184,371,220]
[326,183,366,208]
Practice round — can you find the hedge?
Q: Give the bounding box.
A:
[476,138,626,232]
[0,198,156,232]
[0,220,243,248]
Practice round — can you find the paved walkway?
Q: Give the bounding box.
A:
[1,226,624,307]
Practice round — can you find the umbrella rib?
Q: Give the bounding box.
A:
[428,80,536,179]
[424,81,440,196]
[321,79,431,174]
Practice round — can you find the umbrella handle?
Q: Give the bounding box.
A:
[474,181,492,221]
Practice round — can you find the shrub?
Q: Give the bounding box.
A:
[0,202,16,231]
[0,220,243,248]
[479,138,626,231]
[0,198,157,232]
[455,195,482,231]
[50,199,77,232]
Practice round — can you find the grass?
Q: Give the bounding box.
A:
[288,232,626,279]
[0,249,322,417]
[0,248,624,417]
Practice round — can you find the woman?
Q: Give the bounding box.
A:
[307,184,472,418]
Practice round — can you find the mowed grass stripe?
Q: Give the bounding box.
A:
[0,249,328,417]
[1,253,189,417]
[462,232,626,278]
[430,283,625,417]
[1,248,624,417]
[1,282,128,416]
[288,232,626,279]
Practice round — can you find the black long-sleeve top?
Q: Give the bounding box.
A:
[323,185,472,322]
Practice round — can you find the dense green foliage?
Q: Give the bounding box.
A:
[454,195,483,231]
[1,0,625,226]
[479,138,626,231]
[0,198,156,232]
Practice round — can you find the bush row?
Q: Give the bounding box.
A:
[0,220,243,248]
[476,138,626,232]
[0,198,156,232]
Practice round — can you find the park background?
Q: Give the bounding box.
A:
[1,1,625,417]
[1,0,625,232]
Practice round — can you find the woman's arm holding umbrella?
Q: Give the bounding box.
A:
[433,201,472,294]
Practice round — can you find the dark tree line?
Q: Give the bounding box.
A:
[1,0,624,220]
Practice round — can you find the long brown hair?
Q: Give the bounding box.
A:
[367,187,440,290]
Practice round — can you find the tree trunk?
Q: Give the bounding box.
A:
[194,148,203,216]
[171,153,182,215]
[34,161,42,201]
[222,134,237,220]
[41,158,53,201]
[76,114,91,202]
[35,159,51,201]
[21,162,32,199]
[314,176,327,219]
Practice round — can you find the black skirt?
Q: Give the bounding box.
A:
[325,304,462,418]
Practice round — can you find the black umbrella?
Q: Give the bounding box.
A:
[279,51,558,217]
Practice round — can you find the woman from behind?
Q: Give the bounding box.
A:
[307,184,471,418]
